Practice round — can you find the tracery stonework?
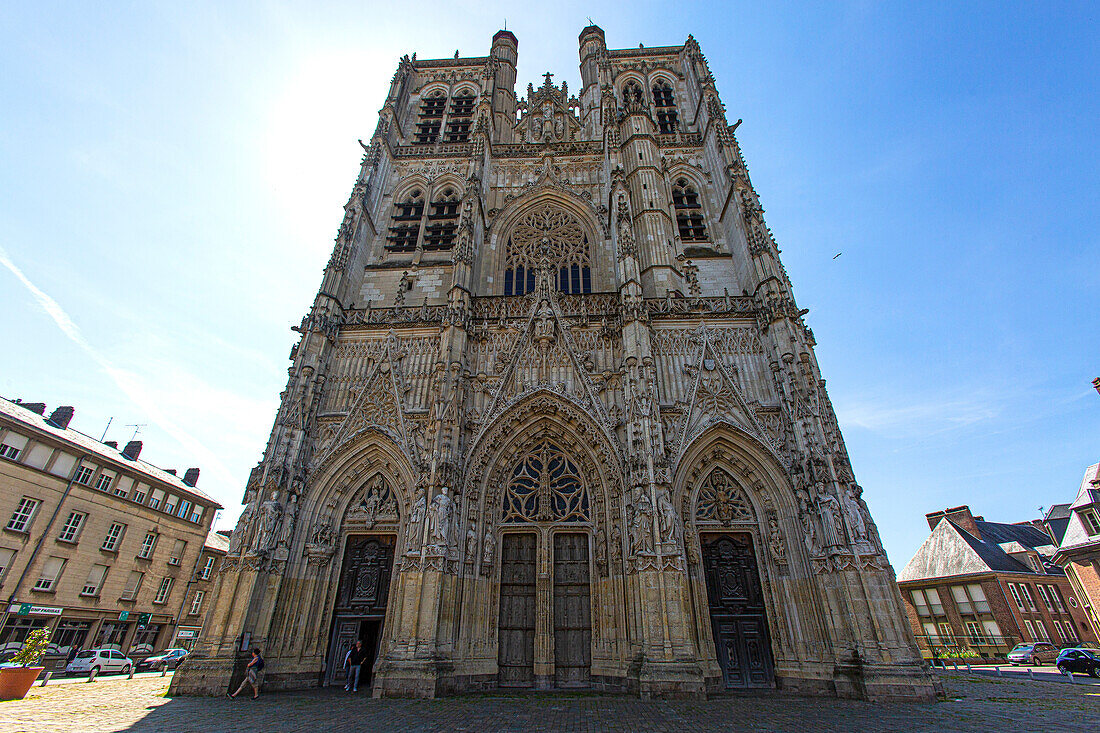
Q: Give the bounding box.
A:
[172,26,935,704]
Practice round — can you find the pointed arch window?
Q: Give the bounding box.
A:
[424,188,460,250]
[386,189,424,252]
[672,179,708,241]
[445,91,476,142]
[503,204,592,296]
[501,440,590,524]
[415,90,446,144]
[653,82,678,134]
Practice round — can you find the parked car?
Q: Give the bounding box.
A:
[136,649,189,672]
[1056,648,1100,678]
[1006,642,1059,666]
[65,649,133,676]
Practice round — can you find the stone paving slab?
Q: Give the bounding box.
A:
[1,671,1098,733]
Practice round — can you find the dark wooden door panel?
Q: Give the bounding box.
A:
[553,533,591,687]
[499,533,536,687]
[701,533,774,689]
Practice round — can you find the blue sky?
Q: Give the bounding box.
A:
[1,1,1097,567]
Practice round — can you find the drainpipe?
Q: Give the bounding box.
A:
[0,454,88,640]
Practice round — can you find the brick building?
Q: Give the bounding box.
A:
[1049,462,1100,642]
[0,397,223,670]
[897,506,1095,660]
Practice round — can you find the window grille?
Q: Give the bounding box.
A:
[652,82,678,133]
[672,179,708,241]
[7,497,39,532]
[58,511,86,542]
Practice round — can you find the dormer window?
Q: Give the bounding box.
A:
[653,82,678,134]
[672,179,707,241]
[1082,509,1100,536]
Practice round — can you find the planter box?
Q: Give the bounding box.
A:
[0,666,45,701]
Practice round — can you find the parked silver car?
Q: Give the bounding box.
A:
[65,648,133,675]
[1006,642,1059,666]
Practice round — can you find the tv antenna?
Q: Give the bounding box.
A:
[125,424,147,441]
[100,417,113,441]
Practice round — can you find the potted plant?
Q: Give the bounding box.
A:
[0,627,51,700]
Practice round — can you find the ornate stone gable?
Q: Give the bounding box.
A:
[675,326,779,462]
[514,73,582,144]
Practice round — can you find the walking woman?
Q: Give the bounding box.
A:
[228,648,265,699]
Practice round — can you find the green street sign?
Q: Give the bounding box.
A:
[18,603,31,616]
[137,613,151,624]
[118,611,130,621]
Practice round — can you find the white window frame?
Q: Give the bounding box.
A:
[33,556,66,591]
[967,583,991,612]
[200,555,215,580]
[0,443,20,460]
[1023,619,1036,640]
[7,497,39,532]
[138,532,158,559]
[1047,585,1067,614]
[189,506,203,523]
[94,473,114,492]
[102,522,126,552]
[121,570,143,601]
[153,577,173,604]
[177,500,191,520]
[81,564,109,597]
[57,511,87,542]
[133,485,148,504]
[163,495,178,515]
[168,539,186,566]
[1036,584,1053,611]
[0,547,15,582]
[1020,584,1038,611]
[1007,583,1024,611]
[951,585,973,614]
[74,465,94,485]
[1081,509,1100,536]
[189,590,205,615]
[964,620,985,644]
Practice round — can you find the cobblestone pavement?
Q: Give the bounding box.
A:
[2,671,1098,733]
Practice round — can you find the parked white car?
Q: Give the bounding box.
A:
[65,649,133,675]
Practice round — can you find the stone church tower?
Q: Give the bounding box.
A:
[172,27,935,701]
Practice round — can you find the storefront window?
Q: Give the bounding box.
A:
[131,624,162,655]
[51,620,92,657]
[0,618,49,658]
[94,621,128,651]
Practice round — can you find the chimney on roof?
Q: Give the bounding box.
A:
[183,468,200,487]
[166,469,177,475]
[47,406,75,430]
[926,505,981,540]
[104,440,118,449]
[20,402,47,415]
[122,440,143,460]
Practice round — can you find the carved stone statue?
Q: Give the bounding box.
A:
[309,517,335,547]
[465,523,478,561]
[229,495,256,555]
[655,489,681,544]
[841,482,870,547]
[482,528,496,565]
[630,491,655,555]
[254,492,283,552]
[817,489,845,548]
[768,516,786,562]
[405,488,427,553]
[534,300,555,342]
[795,489,821,556]
[277,494,298,549]
[427,487,454,550]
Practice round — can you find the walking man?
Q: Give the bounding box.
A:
[228,648,265,699]
[344,640,365,692]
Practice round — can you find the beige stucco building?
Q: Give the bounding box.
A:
[172,27,934,701]
[0,398,224,669]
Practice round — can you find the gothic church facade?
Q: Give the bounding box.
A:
[171,27,935,701]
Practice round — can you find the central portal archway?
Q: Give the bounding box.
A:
[495,439,593,689]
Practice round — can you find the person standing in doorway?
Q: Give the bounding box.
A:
[228,648,264,699]
[344,640,365,692]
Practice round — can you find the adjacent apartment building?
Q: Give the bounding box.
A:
[0,397,224,670]
[897,506,1096,660]
[1048,462,1100,641]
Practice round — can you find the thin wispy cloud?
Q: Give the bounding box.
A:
[0,245,240,493]
[836,395,999,437]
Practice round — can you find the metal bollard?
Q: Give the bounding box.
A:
[965,663,971,674]
[1028,668,1035,681]
[129,666,136,679]
[1067,671,1077,684]
[995,666,1001,677]
[88,668,98,683]
[952,660,958,671]
[161,665,168,677]
[40,671,52,687]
